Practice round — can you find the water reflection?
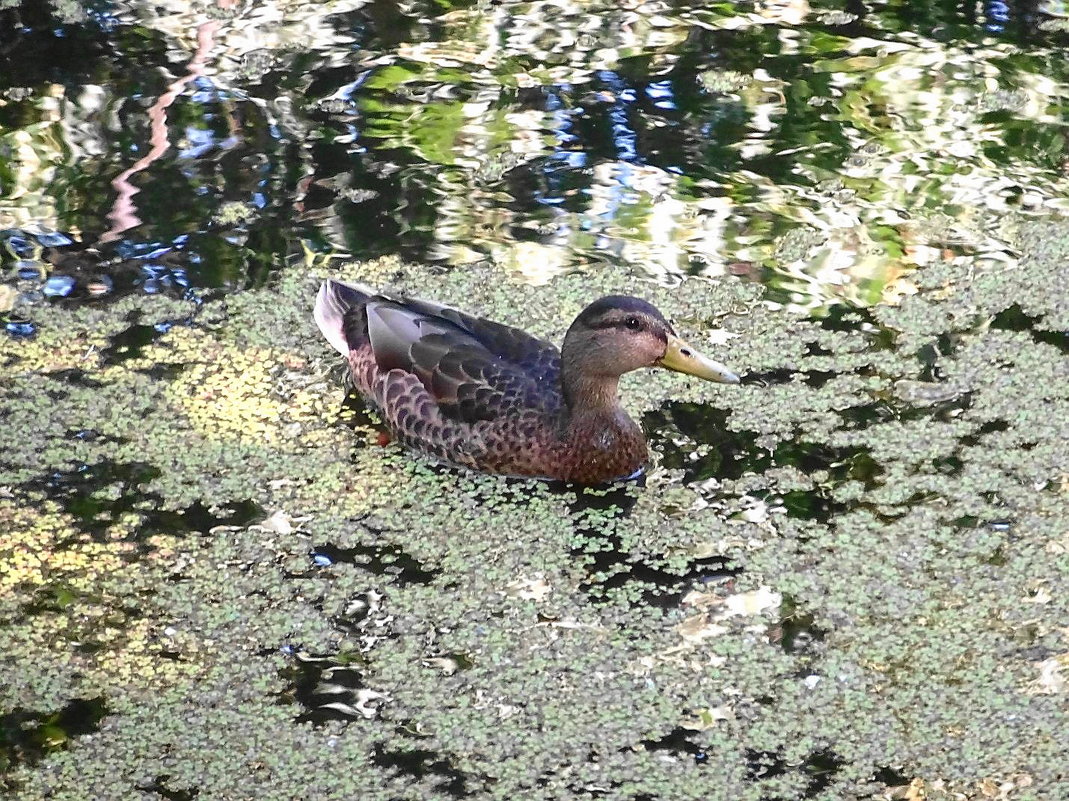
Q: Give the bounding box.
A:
[2,0,1069,317]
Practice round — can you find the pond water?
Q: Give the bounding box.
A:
[2,2,1069,800]
[3,0,1069,318]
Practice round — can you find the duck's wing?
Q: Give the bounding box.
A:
[367,298,563,424]
[316,280,562,423]
[394,295,561,381]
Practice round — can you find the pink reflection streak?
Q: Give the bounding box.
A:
[100,20,221,243]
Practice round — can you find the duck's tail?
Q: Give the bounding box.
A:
[314,279,375,355]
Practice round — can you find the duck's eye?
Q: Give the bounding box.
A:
[624,316,642,331]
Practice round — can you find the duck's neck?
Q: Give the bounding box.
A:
[561,372,623,416]
[559,371,642,444]
[558,370,647,482]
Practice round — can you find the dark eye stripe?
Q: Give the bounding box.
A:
[590,317,641,330]
[586,315,669,343]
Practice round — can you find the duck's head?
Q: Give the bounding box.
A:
[561,296,739,406]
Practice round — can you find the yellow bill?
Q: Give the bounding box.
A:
[657,334,740,384]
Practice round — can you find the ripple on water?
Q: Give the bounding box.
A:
[2,1,1069,316]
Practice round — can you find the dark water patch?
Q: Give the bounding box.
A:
[72,640,110,656]
[978,419,1010,435]
[339,388,389,434]
[0,7,111,86]
[0,697,108,780]
[135,362,187,381]
[307,542,440,586]
[932,455,965,475]
[916,333,958,382]
[958,419,1011,449]
[804,342,834,357]
[990,303,1069,353]
[22,460,261,544]
[818,306,896,349]
[279,652,385,724]
[142,499,264,538]
[640,727,708,764]
[872,765,911,789]
[643,404,748,482]
[566,483,740,605]
[44,368,106,389]
[990,304,1036,332]
[647,402,883,495]
[775,596,826,657]
[32,460,162,538]
[134,775,200,800]
[99,322,162,365]
[763,488,841,524]
[751,442,882,523]
[802,370,838,389]
[372,745,471,797]
[324,591,397,636]
[64,428,120,446]
[19,583,97,617]
[277,591,395,718]
[740,368,798,386]
[644,401,886,527]
[746,748,844,798]
[839,389,972,431]
[579,551,739,608]
[740,368,838,388]
[570,484,640,515]
[838,400,897,429]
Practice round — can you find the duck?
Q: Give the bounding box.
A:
[314,279,739,484]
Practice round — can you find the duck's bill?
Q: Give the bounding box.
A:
[657,334,740,384]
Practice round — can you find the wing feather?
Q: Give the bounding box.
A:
[358,296,562,424]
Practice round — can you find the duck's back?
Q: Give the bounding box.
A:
[314,279,568,473]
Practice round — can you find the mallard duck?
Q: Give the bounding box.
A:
[314,280,739,484]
